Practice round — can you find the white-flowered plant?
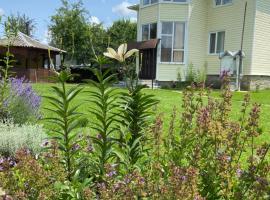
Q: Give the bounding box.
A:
[0,120,46,156]
[103,43,138,63]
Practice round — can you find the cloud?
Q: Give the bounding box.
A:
[89,16,101,24]
[0,8,5,16]
[112,1,136,17]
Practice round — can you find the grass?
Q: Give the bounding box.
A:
[32,83,270,146]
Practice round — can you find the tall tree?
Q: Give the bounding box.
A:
[5,13,36,36]
[49,0,90,64]
[107,19,137,49]
[84,23,108,62]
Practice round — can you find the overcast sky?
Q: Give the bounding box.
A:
[0,0,138,43]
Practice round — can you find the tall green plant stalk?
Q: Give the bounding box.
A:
[0,52,15,109]
[87,69,118,179]
[103,43,159,168]
[0,19,17,111]
[44,71,83,180]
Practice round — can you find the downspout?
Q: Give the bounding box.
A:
[185,0,192,79]
[237,1,248,91]
[156,2,161,81]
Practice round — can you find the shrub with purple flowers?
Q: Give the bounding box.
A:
[3,77,41,124]
[0,148,66,200]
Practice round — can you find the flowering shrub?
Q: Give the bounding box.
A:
[0,43,269,199]
[0,120,45,156]
[3,77,41,124]
[165,76,270,199]
[0,148,66,200]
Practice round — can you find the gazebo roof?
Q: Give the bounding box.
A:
[0,32,66,53]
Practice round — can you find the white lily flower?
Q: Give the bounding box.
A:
[104,43,139,63]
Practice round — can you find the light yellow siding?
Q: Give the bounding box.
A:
[159,4,189,21]
[188,0,208,72]
[138,4,159,41]
[157,64,185,81]
[135,0,258,81]
[140,5,159,24]
[157,3,189,81]
[251,0,270,75]
[206,0,256,75]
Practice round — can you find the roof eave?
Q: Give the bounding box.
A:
[128,4,139,11]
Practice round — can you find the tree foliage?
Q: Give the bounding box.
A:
[49,0,90,64]
[107,19,137,49]
[5,13,36,36]
[49,1,137,65]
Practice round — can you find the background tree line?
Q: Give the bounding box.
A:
[3,0,137,65]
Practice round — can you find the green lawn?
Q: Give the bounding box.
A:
[32,83,270,145]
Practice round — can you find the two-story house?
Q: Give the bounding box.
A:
[129,0,270,90]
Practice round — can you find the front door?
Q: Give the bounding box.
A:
[139,48,157,80]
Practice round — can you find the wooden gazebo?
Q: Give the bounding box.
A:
[0,32,65,82]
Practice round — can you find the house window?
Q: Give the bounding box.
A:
[143,0,158,6]
[161,22,185,63]
[215,0,232,6]
[163,0,188,2]
[209,31,225,54]
[142,23,157,41]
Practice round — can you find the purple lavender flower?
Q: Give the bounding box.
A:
[72,144,80,151]
[4,77,41,123]
[106,170,117,177]
[97,182,106,190]
[124,177,131,184]
[97,134,102,140]
[86,144,93,153]
[41,140,50,147]
[236,169,243,177]
[7,157,16,167]
[220,69,231,79]
[139,177,145,184]
[181,175,187,181]
[11,77,41,110]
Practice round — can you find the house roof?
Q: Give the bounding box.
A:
[0,32,66,53]
[128,39,160,50]
[128,4,139,11]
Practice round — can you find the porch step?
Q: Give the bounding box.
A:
[139,79,160,89]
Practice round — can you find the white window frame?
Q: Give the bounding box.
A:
[142,0,189,7]
[213,0,233,7]
[142,0,159,6]
[162,0,189,4]
[141,23,157,41]
[208,31,225,55]
[160,21,186,64]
